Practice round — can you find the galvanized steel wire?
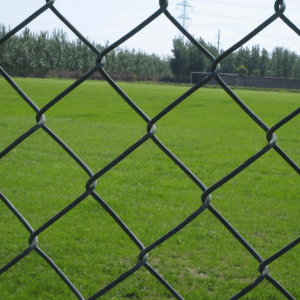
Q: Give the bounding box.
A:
[0,0,300,299]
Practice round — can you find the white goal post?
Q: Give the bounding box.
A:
[190,72,239,89]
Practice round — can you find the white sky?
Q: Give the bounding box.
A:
[1,0,300,57]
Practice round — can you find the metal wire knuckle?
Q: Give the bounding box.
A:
[96,53,106,65]
[211,61,221,72]
[266,132,277,144]
[85,178,98,191]
[274,0,286,13]
[37,114,46,125]
[258,262,269,275]
[28,236,39,247]
[147,123,157,135]
[159,0,168,7]
[140,252,149,263]
[201,193,212,204]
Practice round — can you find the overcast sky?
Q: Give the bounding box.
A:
[1,0,300,57]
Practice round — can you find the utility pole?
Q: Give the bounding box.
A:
[217,29,221,54]
[177,0,193,38]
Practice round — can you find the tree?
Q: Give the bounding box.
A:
[0,25,172,78]
[170,37,189,80]
[235,47,252,73]
[220,51,235,73]
[272,47,284,77]
[169,37,218,81]
[252,69,261,76]
[282,49,290,78]
[292,58,300,79]
[187,38,209,74]
[251,45,260,73]
[236,65,248,76]
[287,51,297,78]
[259,48,270,76]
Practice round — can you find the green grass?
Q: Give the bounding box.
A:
[0,77,299,300]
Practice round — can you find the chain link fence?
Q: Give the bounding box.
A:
[0,0,300,299]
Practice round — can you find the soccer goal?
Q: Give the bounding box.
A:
[190,72,239,89]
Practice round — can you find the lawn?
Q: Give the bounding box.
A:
[0,77,299,299]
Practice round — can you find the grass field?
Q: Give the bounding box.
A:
[0,77,299,300]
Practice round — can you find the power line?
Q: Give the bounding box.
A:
[189,0,300,13]
[192,10,263,22]
[191,23,300,49]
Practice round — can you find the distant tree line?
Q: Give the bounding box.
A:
[0,25,172,80]
[170,37,300,81]
[1,25,300,83]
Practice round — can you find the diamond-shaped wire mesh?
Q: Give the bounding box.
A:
[0,0,300,299]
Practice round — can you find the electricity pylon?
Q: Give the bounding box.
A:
[177,0,193,38]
